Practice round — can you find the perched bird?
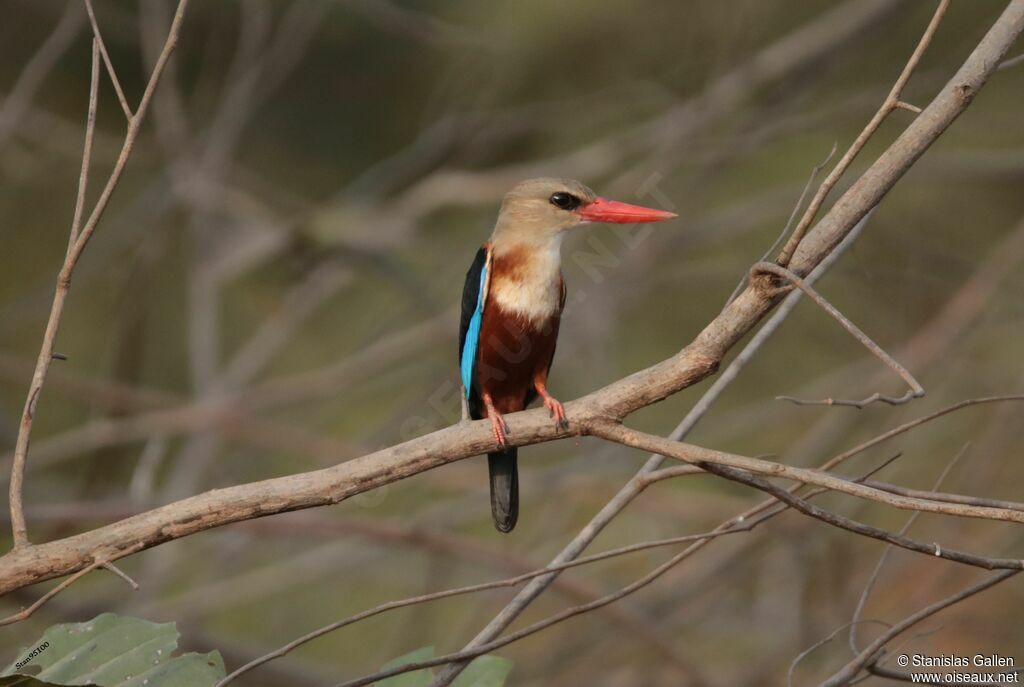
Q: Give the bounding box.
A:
[459,178,676,532]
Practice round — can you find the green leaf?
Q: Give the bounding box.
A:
[377,647,435,687]
[451,656,513,687]
[0,613,225,687]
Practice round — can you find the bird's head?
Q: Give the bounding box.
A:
[493,178,676,243]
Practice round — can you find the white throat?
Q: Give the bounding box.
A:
[489,235,564,326]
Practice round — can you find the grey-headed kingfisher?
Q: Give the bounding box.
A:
[459,178,676,532]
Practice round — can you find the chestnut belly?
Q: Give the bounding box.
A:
[475,305,561,414]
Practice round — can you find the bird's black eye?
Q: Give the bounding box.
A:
[549,192,580,211]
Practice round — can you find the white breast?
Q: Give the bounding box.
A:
[489,240,563,327]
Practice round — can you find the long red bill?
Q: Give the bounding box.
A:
[576,197,677,224]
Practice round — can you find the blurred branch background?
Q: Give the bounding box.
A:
[1,1,1022,685]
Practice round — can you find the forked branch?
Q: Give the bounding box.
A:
[751,261,925,408]
[7,0,191,548]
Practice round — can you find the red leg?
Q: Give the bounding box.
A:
[482,391,510,447]
[534,375,568,429]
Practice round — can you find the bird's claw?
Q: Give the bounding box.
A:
[544,397,568,431]
[489,412,510,447]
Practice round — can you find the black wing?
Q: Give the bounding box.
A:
[459,244,488,418]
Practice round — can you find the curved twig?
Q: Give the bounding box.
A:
[753,261,925,407]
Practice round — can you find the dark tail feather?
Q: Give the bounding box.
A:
[488,449,519,533]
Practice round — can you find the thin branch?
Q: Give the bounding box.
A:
[220,477,790,686]
[823,570,1020,687]
[589,420,1024,527]
[753,261,925,406]
[100,562,140,591]
[7,0,190,548]
[691,213,873,429]
[776,0,950,266]
[67,38,101,252]
[0,560,104,627]
[789,621,890,687]
[0,543,143,627]
[778,389,920,409]
[332,517,783,687]
[699,462,1023,570]
[849,443,969,654]
[997,51,1024,70]
[211,405,985,687]
[82,0,134,121]
[822,396,1020,471]
[332,475,1018,687]
[860,479,1024,512]
[707,211,1024,470]
[725,141,838,306]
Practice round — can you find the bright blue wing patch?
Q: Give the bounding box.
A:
[461,262,488,398]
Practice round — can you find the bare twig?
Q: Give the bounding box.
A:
[778,389,920,409]
[849,443,969,654]
[332,474,1019,687]
[334,514,795,687]
[0,543,143,627]
[752,261,925,406]
[704,211,1024,467]
[776,0,950,266]
[693,214,874,428]
[100,561,140,591]
[83,0,134,121]
[725,142,839,307]
[860,480,1024,512]
[694,462,1023,570]
[823,570,1020,687]
[7,0,191,548]
[219,479,795,686]
[997,51,1024,70]
[590,420,1024,527]
[789,621,890,687]
[0,560,104,627]
[68,38,101,252]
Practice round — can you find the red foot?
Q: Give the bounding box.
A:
[483,392,510,447]
[543,395,567,428]
[488,412,510,447]
[534,379,568,430]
